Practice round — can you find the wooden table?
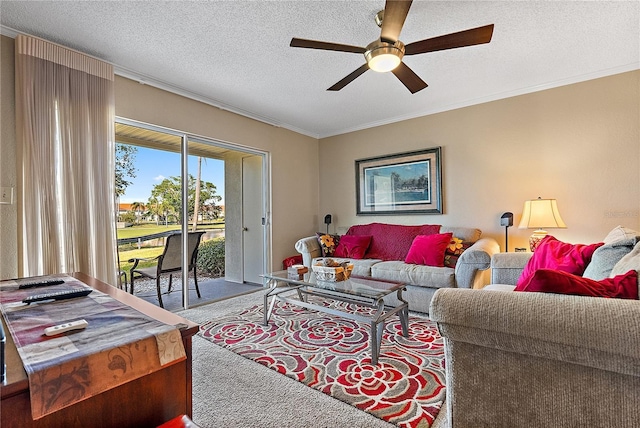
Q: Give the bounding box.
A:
[1,272,199,428]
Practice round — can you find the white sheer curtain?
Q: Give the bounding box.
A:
[15,35,117,284]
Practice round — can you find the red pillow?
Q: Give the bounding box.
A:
[405,233,453,267]
[334,235,372,259]
[516,235,603,288]
[515,269,638,299]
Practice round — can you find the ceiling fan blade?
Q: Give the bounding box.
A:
[391,62,428,94]
[380,0,413,43]
[327,64,370,91]
[404,24,495,55]
[290,38,366,54]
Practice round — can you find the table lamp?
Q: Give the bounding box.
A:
[518,197,567,251]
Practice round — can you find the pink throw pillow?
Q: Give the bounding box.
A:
[334,235,372,259]
[515,235,603,288]
[405,233,453,267]
[515,269,638,299]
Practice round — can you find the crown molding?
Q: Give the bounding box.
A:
[0,26,19,38]
[114,65,319,139]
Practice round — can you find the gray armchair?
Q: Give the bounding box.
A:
[429,251,640,427]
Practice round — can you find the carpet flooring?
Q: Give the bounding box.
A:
[178,290,449,428]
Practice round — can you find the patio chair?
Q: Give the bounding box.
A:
[117,251,128,292]
[129,231,205,308]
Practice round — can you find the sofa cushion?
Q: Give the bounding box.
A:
[440,226,482,243]
[515,268,638,299]
[334,235,372,259]
[516,235,603,289]
[315,233,340,257]
[440,227,480,268]
[405,233,452,267]
[583,237,638,281]
[347,223,440,261]
[610,241,640,278]
[483,283,517,292]
[603,225,640,244]
[371,261,455,289]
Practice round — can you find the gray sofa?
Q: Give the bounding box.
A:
[295,226,500,313]
[430,228,640,427]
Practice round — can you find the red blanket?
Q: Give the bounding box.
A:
[347,223,441,261]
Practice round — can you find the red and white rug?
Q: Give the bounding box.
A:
[199,297,445,428]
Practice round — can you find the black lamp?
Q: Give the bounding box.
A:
[324,214,332,235]
[500,212,513,252]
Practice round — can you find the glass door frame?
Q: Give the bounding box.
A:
[116,117,271,310]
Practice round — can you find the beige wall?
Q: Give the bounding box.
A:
[114,76,320,272]
[319,70,640,250]
[1,36,17,279]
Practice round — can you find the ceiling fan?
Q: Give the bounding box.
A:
[290,0,494,94]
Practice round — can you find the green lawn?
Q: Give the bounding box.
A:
[119,247,164,273]
[117,221,225,273]
[117,225,180,239]
[116,221,225,239]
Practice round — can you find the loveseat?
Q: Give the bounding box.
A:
[295,223,500,313]
[429,225,640,427]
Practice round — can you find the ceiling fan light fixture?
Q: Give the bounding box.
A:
[365,40,404,72]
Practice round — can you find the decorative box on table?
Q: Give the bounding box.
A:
[311,259,354,282]
[287,265,308,280]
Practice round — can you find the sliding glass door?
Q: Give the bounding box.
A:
[114,118,268,310]
[115,122,187,309]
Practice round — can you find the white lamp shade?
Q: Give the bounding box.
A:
[518,198,567,229]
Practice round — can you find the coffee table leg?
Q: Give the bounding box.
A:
[263,279,278,326]
[370,300,386,365]
[397,288,409,337]
[370,321,384,365]
[400,306,409,337]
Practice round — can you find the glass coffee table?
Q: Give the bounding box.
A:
[262,270,409,365]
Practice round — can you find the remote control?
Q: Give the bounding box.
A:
[23,288,93,304]
[44,319,88,336]
[18,279,65,289]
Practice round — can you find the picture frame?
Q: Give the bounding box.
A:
[355,147,442,215]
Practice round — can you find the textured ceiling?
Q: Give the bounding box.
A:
[1,1,638,138]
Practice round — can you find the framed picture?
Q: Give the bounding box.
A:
[356,147,442,215]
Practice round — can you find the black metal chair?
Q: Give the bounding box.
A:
[117,251,128,292]
[129,231,205,308]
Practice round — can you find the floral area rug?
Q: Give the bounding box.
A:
[199,296,446,428]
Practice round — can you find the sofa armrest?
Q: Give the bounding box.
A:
[294,236,321,268]
[490,252,533,285]
[454,237,500,289]
[430,288,640,375]
[429,288,640,426]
